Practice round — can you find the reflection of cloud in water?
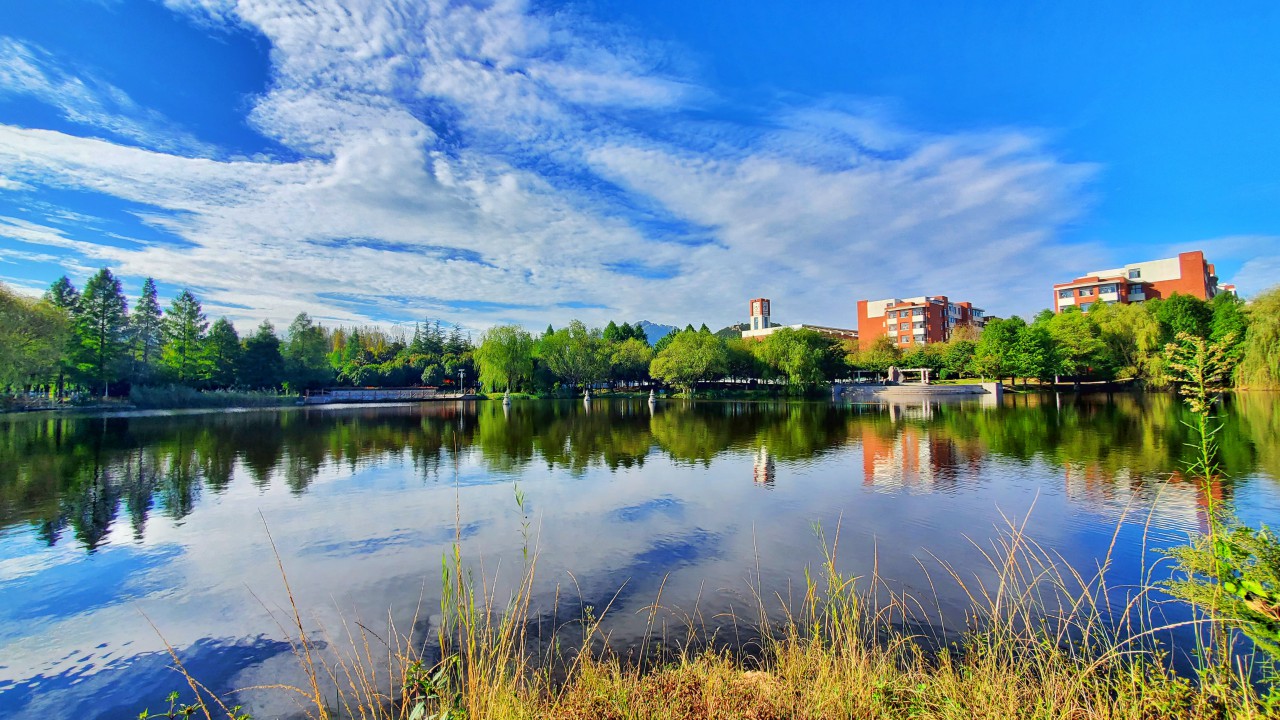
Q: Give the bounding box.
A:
[0,635,293,720]
[0,396,1277,718]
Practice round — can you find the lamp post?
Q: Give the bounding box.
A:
[460,369,466,396]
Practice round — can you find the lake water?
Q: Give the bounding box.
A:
[2,393,1278,719]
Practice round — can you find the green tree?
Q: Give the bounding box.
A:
[129,278,164,383]
[205,318,241,388]
[1088,301,1164,383]
[755,327,844,387]
[649,331,728,393]
[602,320,622,343]
[971,317,1025,383]
[539,320,608,392]
[1152,293,1213,342]
[74,268,130,396]
[1045,308,1105,379]
[851,335,903,374]
[239,321,284,389]
[0,283,69,391]
[1237,286,1280,389]
[1210,292,1249,349]
[610,337,654,385]
[160,290,209,384]
[283,313,333,390]
[43,276,80,397]
[941,339,976,380]
[474,325,535,392]
[1013,324,1057,386]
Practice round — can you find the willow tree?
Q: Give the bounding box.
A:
[539,320,608,393]
[649,330,728,394]
[1237,286,1280,389]
[474,325,534,393]
[0,283,68,391]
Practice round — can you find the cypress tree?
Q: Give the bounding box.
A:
[161,290,209,384]
[74,269,129,397]
[130,278,163,382]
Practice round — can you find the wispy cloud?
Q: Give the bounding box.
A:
[0,37,217,156]
[0,0,1096,330]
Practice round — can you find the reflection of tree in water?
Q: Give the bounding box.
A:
[2,395,1277,552]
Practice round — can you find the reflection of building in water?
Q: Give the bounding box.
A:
[887,402,934,422]
[858,423,971,491]
[1063,465,1232,534]
[753,445,776,486]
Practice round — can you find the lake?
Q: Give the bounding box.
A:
[1,393,1278,719]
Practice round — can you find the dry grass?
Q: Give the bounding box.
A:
[147,509,1273,720]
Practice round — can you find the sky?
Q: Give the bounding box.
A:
[0,0,1277,333]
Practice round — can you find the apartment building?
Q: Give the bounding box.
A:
[1053,250,1221,313]
[740,298,859,342]
[856,295,986,350]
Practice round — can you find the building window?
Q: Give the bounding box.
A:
[1099,284,1115,293]
[1080,303,1093,311]
[1128,283,1142,294]
[913,322,925,329]
[1129,269,1140,279]
[912,308,924,317]
[1080,287,1095,296]
[1058,289,1073,299]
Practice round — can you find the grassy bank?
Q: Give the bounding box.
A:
[148,519,1273,720]
[128,385,300,409]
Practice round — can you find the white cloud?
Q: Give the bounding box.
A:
[0,37,216,156]
[0,0,1096,330]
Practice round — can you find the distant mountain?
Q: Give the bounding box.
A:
[715,323,748,340]
[633,320,678,345]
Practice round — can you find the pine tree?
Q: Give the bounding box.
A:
[603,320,621,343]
[206,318,241,388]
[239,321,284,389]
[283,312,332,390]
[74,269,129,397]
[130,278,163,382]
[161,290,209,384]
[43,276,81,397]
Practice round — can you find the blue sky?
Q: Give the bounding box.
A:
[0,0,1276,332]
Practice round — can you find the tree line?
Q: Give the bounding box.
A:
[1,269,482,398]
[3,266,1277,401]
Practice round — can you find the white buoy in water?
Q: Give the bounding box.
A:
[648,388,656,403]
[502,391,511,406]
[583,388,592,403]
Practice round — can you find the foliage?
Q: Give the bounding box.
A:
[74,268,130,396]
[972,316,1024,381]
[239,321,285,390]
[205,318,241,389]
[474,325,535,392]
[1165,331,1238,415]
[0,283,69,389]
[608,337,653,385]
[283,313,333,391]
[850,335,902,374]
[1153,293,1213,342]
[649,330,728,392]
[130,278,164,383]
[1045,308,1104,378]
[538,320,608,391]
[1237,287,1280,390]
[753,328,847,386]
[160,290,209,384]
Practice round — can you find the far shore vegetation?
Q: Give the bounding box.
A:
[1,270,1278,412]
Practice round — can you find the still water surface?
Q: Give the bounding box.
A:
[1,394,1278,718]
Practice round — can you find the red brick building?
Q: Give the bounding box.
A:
[1052,250,1222,313]
[856,295,986,351]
